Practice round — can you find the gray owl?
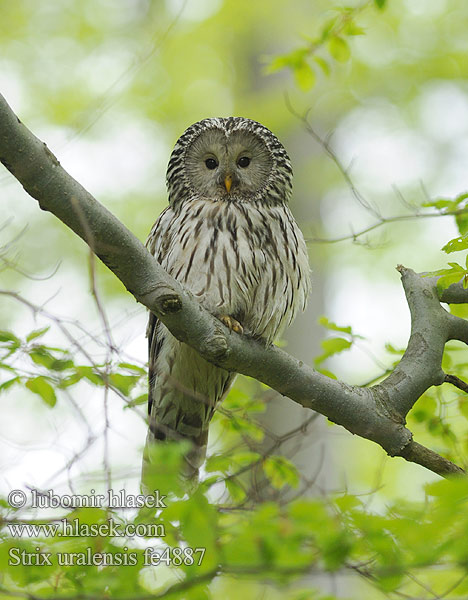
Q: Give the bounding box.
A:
[144,117,310,481]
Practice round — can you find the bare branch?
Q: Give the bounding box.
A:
[285,96,468,246]
[444,373,468,394]
[307,209,468,245]
[285,93,381,219]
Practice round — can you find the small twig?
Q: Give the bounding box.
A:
[306,208,468,245]
[285,94,381,219]
[285,95,468,247]
[88,249,116,352]
[444,373,468,394]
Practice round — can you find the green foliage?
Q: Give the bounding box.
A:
[442,234,468,254]
[327,36,351,63]
[0,327,146,407]
[422,192,468,285]
[424,261,468,292]
[1,261,468,596]
[266,5,369,91]
[4,326,466,599]
[314,316,364,374]
[25,376,57,407]
[263,456,300,490]
[1,476,462,599]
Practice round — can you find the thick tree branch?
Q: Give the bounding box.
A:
[1,93,467,478]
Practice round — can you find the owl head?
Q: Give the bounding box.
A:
[166,117,293,206]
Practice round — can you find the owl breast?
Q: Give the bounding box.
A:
[149,197,310,343]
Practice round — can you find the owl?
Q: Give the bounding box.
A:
[144,117,310,481]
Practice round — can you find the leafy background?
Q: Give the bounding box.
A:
[2,0,468,598]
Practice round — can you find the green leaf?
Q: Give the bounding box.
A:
[0,330,20,344]
[456,212,468,235]
[56,373,82,388]
[422,198,456,210]
[25,376,57,407]
[267,55,291,74]
[425,263,466,292]
[320,16,339,41]
[225,477,247,503]
[437,272,465,292]
[442,234,468,253]
[219,413,264,441]
[424,263,464,277]
[293,61,316,91]
[334,494,362,512]
[118,362,146,374]
[125,393,148,408]
[75,365,104,386]
[232,451,261,468]
[26,326,50,342]
[374,0,387,8]
[315,337,352,366]
[0,376,20,393]
[385,343,404,356]
[315,367,337,379]
[313,55,331,76]
[343,21,365,36]
[423,192,468,213]
[263,456,300,490]
[327,36,351,62]
[205,453,232,473]
[29,346,74,371]
[266,48,307,73]
[454,191,468,204]
[142,440,190,496]
[109,373,140,396]
[318,316,352,334]
[0,330,21,356]
[177,490,218,571]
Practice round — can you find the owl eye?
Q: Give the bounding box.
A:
[205,158,218,170]
[237,156,250,168]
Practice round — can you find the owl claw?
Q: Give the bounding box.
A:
[219,315,244,334]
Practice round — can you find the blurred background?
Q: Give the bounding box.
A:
[1,0,468,596]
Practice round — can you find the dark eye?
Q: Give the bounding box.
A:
[237,156,250,168]
[205,158,218,170]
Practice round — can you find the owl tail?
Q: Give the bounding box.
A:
[142,322,235,491]
[143,412,211,487]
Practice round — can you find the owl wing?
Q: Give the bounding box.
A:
[146,311,162,417]
[143,205,236,483]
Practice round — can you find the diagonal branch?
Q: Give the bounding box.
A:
[0,92,466,478]
[444,374,468,394]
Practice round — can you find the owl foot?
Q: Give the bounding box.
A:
[219,315,244,334]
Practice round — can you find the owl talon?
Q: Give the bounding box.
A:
[219,315,244,334]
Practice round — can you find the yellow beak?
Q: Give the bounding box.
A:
[224,174,232,193]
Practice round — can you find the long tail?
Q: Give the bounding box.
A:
[142,319,234,487]
[145,397,212,482]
